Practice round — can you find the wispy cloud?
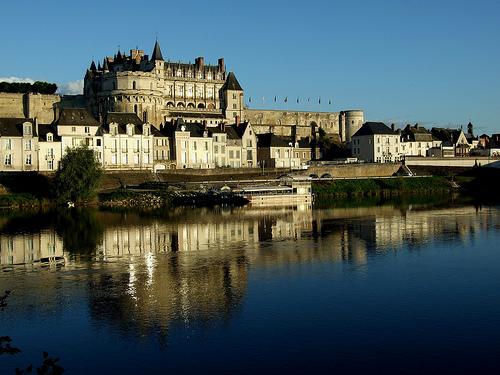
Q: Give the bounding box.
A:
[57,80,84,95]
[0,76,35,84]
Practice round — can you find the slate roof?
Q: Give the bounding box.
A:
[0,118,37,137]
[401,124,433,142]
[257,133,293,148]
[151,40,164,61]
[38,124,60,142]
[106,112,143,126]
[221,72,243,91]
[352,122,397,137]
[431,128,464,144]
[56,108,100,126]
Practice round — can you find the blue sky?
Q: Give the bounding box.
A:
[1,0,499,133]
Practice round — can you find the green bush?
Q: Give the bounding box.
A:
[52,146,102,203]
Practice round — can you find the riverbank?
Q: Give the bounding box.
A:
[312,176,452,199]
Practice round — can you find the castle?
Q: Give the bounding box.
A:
[84,40,364,142]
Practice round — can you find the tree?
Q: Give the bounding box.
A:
[53,146,102,203]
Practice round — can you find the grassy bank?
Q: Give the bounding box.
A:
[313,176,451,199]
[0,193,50,209]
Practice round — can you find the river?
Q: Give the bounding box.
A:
[1,201,500,374]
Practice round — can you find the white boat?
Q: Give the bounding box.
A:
[235,181,313,206]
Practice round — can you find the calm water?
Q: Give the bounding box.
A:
[1,202,500,374]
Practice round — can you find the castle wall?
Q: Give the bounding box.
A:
[244,108,340,138]
[0,93,60,123]
[0,93,25,118]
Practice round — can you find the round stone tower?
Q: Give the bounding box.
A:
[343,110,364,142]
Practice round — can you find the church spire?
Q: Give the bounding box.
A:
[90,60,97,71]
[151,40,164,61]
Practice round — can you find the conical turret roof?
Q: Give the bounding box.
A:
[151,40,164,61]
[222,72,243,91]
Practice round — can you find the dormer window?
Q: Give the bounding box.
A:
[47,134,53,142]
[176,69,183,77]
[143,125,150,136]
[127,124,134,136]
[23,123,32,135]
[111,124,118,136]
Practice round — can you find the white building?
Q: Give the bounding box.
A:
[101,112,154,170]
[351,122,401,163]
[400,124,441,157]
[55,108,104,165]
[0,118,39,172]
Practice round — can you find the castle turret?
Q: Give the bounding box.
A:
[343,110,364,142]
[151,40,164,61]
[220,72,244,121]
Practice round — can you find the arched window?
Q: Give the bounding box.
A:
[133,81,136,90]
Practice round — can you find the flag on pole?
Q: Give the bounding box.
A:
[328,99,331,105]
[307,97,310,102]
[274,96,277,102]
[284,97,288,103]
[297,97,299,104]
[319,98,321,104]
[249,96,252,103]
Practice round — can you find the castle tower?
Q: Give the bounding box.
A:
[151,40,165,73]
[220,72,244,121]
[343,110,364,142]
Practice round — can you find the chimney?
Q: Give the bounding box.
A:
[195,57,205,69]
[414,123,419,129]
[391,123,395,131]
[218,58,225,72]
[203,120,208,129]
[220,122,226,132]
[34,117,39,136]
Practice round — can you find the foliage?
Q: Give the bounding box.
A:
[54,209,103,255]
[52,146,102,203]
[0,81,57,94]
[313,177,450,198]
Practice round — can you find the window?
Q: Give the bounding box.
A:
[193,142,197,151]
[232,94,236,99]
[214,145,219,153]
[247,140,252,147]
[47,134,53,142]
[4,139,11,150]
[236,150,240,158]
[96,139,102,146]
[133,81,136,89]
[24,124,32,135]
[72,126,76,132]
[47,148,54,157]
[85,126,90,133]
[48,159,54,170]
[232,103,237,109]
[229,150,234,158]
[4,154,12,165]
[205,142,209,151]
[247,150,252,161]
[25,154,32,165]
[25,140,32,151]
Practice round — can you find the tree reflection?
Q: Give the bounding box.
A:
[54,209,103,256]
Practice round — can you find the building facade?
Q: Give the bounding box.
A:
[351,122,401,163]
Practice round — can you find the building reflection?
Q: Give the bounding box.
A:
[1,203,500,339]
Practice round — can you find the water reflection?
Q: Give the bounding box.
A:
[1,203,499,341]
